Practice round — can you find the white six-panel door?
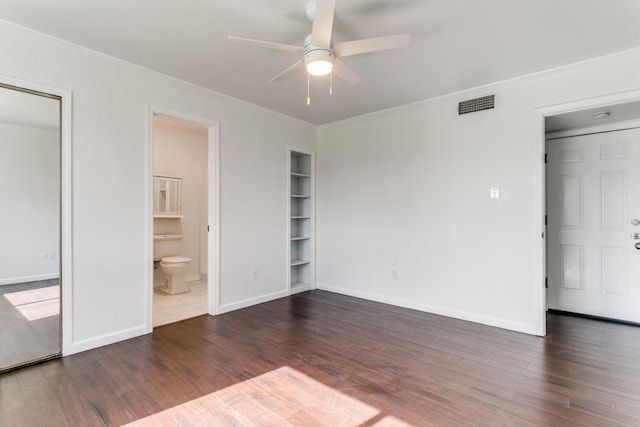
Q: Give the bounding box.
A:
[547,127,640,322]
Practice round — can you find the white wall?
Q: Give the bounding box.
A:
[316,49,640,335]
[0,21,315,354]
[153,118,207,282]
[3,15,639,354]
[0,122,59,285]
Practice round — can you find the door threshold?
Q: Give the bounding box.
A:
[0,353,62,374]
[548,309,640,327]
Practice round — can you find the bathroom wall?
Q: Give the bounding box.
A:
[153,117,208,283]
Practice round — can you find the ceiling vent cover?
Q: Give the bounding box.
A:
[458,95,495,115]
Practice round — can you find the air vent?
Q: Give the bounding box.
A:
[458,95,495,115]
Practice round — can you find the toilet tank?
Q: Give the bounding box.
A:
[153,234,183,261]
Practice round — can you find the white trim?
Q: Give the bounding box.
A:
[546,119,640,140]
[219,289,290,314]
[69,324,148,355]
[145,104,221,332]
[0,273,59,286]
[536,88,640,338]
[534,113,547,336]
[538,90,640,118]
[0,74,74,356]
[208,121,221,315]
[185,273,201,283]
[317,283,539,335]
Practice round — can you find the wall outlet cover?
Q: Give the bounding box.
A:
[490,187,500,200]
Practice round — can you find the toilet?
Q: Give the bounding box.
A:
[153,234,191,294]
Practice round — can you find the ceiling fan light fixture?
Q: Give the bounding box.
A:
[305,48,334,76]
[306,59,333,76]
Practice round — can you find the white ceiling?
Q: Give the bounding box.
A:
[1,0,639,125]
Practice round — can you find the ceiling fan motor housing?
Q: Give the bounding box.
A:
[305,47,334,63]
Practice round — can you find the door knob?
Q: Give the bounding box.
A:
[632,233,640,240]
[636,242,640,250]
[632,219,640,226]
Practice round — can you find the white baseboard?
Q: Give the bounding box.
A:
[66,324,148,356]
[316,283,539,335]
[186,273,201,282]
[219,289,289,314]
[0,273,60,286]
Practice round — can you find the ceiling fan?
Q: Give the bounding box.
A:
[228,0,411,103]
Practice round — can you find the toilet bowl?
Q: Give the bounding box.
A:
[159,256,192,294]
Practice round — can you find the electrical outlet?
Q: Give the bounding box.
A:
[392,270,398,280]
[251,266,259,279]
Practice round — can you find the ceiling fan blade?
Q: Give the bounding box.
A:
[228,36,303,52]
[311,0,336,47]
[334,34,411,57]
[333,58,361,85]
[270,58,304,83]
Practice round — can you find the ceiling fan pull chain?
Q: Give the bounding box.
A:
[329,72,333,95]
[307,73,311,105]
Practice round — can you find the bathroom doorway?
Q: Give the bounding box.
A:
[148,108,219,328]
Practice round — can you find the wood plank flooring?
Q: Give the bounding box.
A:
[2,290,640,426]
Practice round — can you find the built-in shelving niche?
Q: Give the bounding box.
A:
[288,148,314,294]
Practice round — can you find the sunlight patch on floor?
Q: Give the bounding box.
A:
[123,366,412,426]
[3,285,59,321]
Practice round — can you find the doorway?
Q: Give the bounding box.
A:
[146,106,220,330]
[543,98,640,324]
[0,82,68,371]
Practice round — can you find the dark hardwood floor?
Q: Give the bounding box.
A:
[2,290,640,426]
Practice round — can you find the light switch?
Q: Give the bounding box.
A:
[490,187,500,200]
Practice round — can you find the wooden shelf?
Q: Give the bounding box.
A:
[291,259,310,267]
[291,194,310,198]
[291,236,310,241]
[291,216,310,219]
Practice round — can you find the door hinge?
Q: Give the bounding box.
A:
[207,225,210,232]
[542,232,544,238]
[545,277,548,289]
[545,214,547,226]
[544,153,548,164]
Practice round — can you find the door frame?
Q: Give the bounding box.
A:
[0,74,73,356]
[145,104,221,331]
[535,89,640,336]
